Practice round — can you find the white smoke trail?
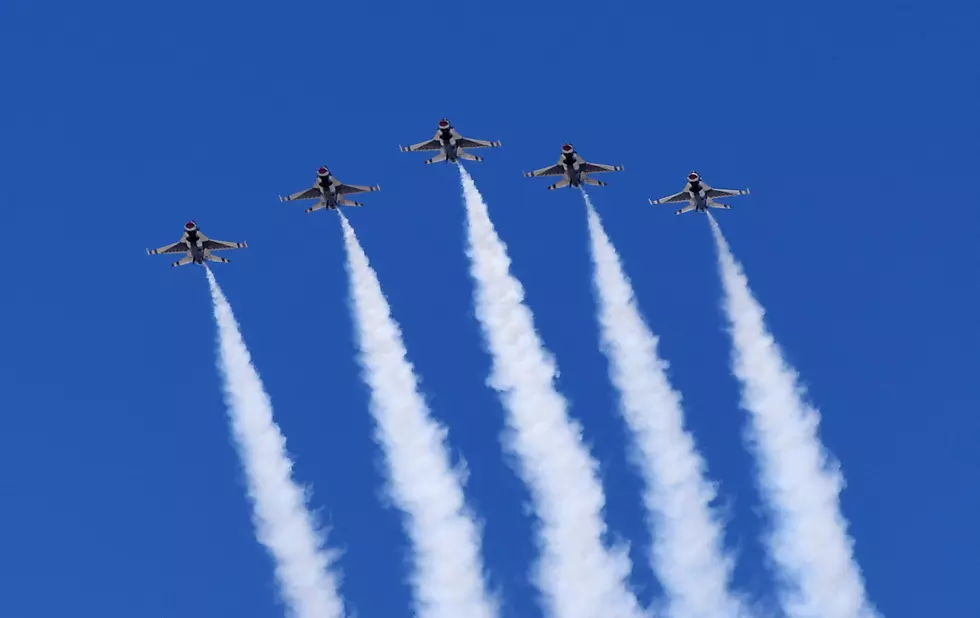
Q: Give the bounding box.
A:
[458,166,644,618]
[706,215,878,618]
[205,268,346,618]
[338,214,499,618]
[583,195,747,618]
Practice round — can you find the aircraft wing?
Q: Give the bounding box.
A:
[400,136,442,152]
[336,182,381,195]
[202,239,248,251]
[580,161,624,174]
[147,240,189,255]
[456,136,502,149]
[705,186,750,198]
[280,187,320,202]
[650,190,691,205]
[524,162,566,178]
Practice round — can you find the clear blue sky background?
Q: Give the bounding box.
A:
[1,1,977,617]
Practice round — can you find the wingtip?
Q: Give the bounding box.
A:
[398,146,409,152]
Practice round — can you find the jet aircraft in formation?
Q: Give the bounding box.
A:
[146,221,247,267]
[650,171,751,215]
[524,143,625,190]
[400,118,502,165]
[147,120,751,268]
[279,165,381,212]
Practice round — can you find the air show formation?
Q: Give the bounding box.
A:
[151,117,879,618]
[145,117,751,266]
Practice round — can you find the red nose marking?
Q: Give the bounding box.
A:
[185,221,196,229]
[562,144,572,152]
[318,166,328,175]
[688,173,699,181]
[439,119,449,127]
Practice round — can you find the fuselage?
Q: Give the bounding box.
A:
[562,152,582,186]
[686,181,708,210]
[438,126,459,161]
[316,174,340,207]
[184,229,206,263]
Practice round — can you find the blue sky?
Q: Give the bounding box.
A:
[1,0,978,616]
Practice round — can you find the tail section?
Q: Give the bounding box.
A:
[205,253,231,264]
[339,199,364,207]
[425,152,448,165]
[171,255,194,267]
[581,175,608,187]
[707,201,732,210]
[675,204,697,215]
[548,178,572,191]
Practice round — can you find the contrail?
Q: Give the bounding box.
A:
[706,215,878,618]
[338,214,499,618]
[583,194,747,618]
[458,166,644,618]
[205,268,346,618]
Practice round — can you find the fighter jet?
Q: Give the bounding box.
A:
[650,171,750,214]
[399,118,502,164]
[146,221,247,267]
[279,165,380,212]
[524,144,624,190]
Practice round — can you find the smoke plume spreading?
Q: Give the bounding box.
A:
[459,166,644,618]
[584,194,746,618]
[707,214,878,618]
[205,268,346,618]
[339,214,499,618]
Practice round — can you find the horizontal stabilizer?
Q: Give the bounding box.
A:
[305,202,331,213]
[425,152,448,165]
